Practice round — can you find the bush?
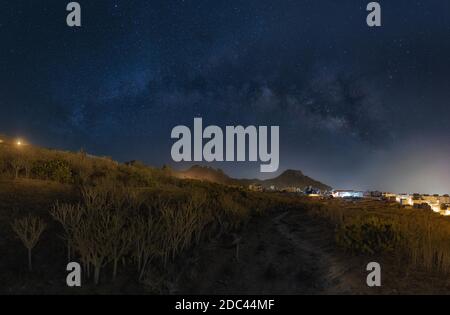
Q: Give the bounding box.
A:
[11,215,47,271]
[31,159,73,183]
[336,216,402,254]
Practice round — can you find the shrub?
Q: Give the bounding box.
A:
[157,197,203,265]
[131,214,164,281]
[50,202,84,262]
[9,155,30,178]
[218,193,251,232]
[108,212,134,280]
[42,177,278,285]
[312,199,450,274]
[336,216,402,254]
[11,215,47,271]
[31,159,72,183]
[70,207,115,285]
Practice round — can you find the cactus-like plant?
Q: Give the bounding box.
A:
[50,201,84,262]
[11,215,47,271]
[131,213,166,281]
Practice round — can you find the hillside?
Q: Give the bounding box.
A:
[172,165,331,191]
[172,165,238,185]
[0,137,330,191]
[259,170,331,191]
[1,139,450,295]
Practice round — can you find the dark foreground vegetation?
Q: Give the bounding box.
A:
[0,143,302,293]
[1,142,450,294]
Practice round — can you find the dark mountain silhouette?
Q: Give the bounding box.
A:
[172,165,331,191]
[259,169,331,191]
[173,165,236,185]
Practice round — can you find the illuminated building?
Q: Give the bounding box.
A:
[332,190,364,198]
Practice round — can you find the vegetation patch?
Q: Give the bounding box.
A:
[336,216,402,254]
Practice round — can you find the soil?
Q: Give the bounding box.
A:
[178,209,450,295]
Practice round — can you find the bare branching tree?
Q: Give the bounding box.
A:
[108,212,133,280]
[11,215,47,271]
[50,201,84,262]
[131,214,164,281]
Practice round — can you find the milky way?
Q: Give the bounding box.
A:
[1,0,450,192]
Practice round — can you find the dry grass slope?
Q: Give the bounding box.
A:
[2,142,450,293]
[309,198,450,274]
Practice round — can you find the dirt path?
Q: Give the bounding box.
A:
[179,209,370,294]
[272,211,367,294]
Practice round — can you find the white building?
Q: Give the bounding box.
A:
[396,194,413,206]
[332,190,364,198]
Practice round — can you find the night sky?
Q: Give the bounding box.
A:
[1,1,450,193]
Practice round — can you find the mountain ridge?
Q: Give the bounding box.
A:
[172,165,331,191]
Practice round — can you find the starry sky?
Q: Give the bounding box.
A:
[1,0,450,193]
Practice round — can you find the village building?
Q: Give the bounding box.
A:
[248,184,263,192]
[382,192,397,202]
[365,191,382,198]
[439,195,450,204]
[332,190,364,198]
[396,194,413,206]
[281,187,302,193]
[440,204,450,216]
